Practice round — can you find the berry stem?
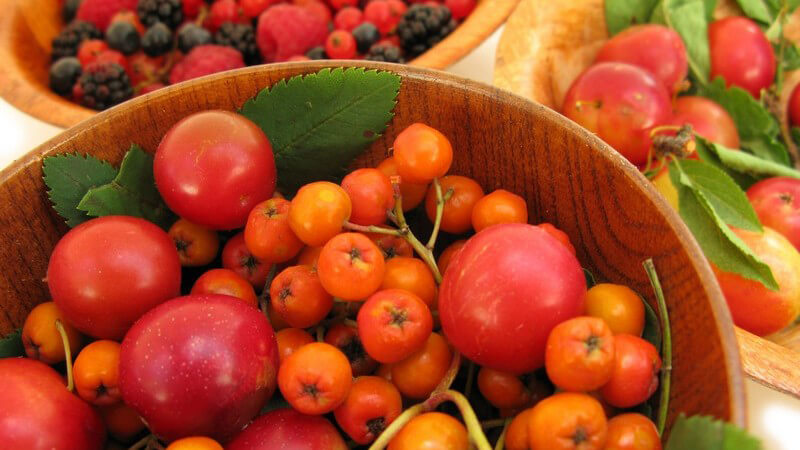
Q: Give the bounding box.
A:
[480,418,507,429]
[464,360,476,399]
[344,222,402,236]
[493,420,512,450]
[643,258,672,436]
[448,390,493,450]
[433,349,461,394]
[426,177,449,250]
[54,320,73,392]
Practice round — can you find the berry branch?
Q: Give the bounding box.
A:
[426,178,453,250]
[54,320,74,392]
[643,258,672,436]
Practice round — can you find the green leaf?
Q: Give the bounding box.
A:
[665,415,763,450]
[77,145,173,229]
[778,42,800,71]
[641,297,662,352]
[583,268,596,288]
[43,154,118,227]
[670,162,779,290]
[694,139,759,188]
[735,0,777,24]
[241,67,400,192]
[792,126,800,146]
[663,0,711,84]
[698,78,790,165]
[709,141,800,179]
[604,0,659,35]
[0,329,24,358]
[671,159,762,231]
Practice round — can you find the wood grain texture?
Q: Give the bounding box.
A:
[495,0,800,399]
[737,328,800,398]
[0,61,745,429]
[0,0,518,129]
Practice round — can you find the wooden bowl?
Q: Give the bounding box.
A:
[494,0,800,399]
[0,0,519,129]
[0,61,746,428]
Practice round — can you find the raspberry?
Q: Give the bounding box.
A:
[240,0,278,18]
[215,22,261,65]
[169,44,245,84]
[330,0,358,9]
[77,61,134,110]
[94,49,131,75]
[77,39,109,66]
[256,5,329,62]
[137,0,184,29]
[49,57,83,96]
[304,1,333,23]
[333,7,363,31]
[396,4,456,56]
[207,0,244,32]
[325,30,357,59]
[76,0,138,32]
[365,43,404,63]
[444,0,474,19]
[110,10,146,34]
[364,0,405,35]
[182,0,206,17]
[128,51,165,85]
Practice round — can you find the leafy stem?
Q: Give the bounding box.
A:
[643,258,672,435]
[54,320,73,392]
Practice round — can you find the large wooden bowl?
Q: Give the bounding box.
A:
[0,0,518,129]
[0,61,746,429]
[494,0,800,399]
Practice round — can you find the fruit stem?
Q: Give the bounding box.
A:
[433,350,461,394]
[464,360,476,399]
[447,390,493,450]
[480,418,507,429]
[367,397,430,449]
[344,222,402,236]
[643,258,672,436]
[494,420,511,450]
[54,320,73,392]
[129,434,151,450]
[426,178,452,250]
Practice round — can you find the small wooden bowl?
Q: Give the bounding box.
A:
[494,0,800,399]
[0,0,518,129]
[0,61,745,429]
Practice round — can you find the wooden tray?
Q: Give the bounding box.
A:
[0,0,519,128]
[0,61,745,429]
[494,0,800,399]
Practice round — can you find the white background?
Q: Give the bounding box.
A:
[0,27,799,450]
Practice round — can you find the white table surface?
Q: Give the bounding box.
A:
[1,26,799,450]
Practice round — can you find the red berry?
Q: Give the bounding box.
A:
[325,30,357,59]
[77,39,109,66]
[128,52,165,86]
[364,0,404,35]
[110,11,146,35]
[94,50,131,75]
[241,0,278,18]
[207,0,244,32]
[288,55,311,61]
[445,0,475,19]
[334,7,363,31]
[182,0,205,18]
[330,0,358,10]
[304,0,333,23]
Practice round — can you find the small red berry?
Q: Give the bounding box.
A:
[94,50,131,75]
[325,30,357,59]
[334,6,363,31]
[304,0,333,23]
[241,0,278,18]
[182,0,206,18]
[128,51,165,86]
[445,0,475,19]
[77,39,109,66]
[207,0,244,32]
[330,0,358,10]
[364,0,404,35]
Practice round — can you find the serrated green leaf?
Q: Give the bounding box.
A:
[605,0,660,35]
[0,329,24,358]
[77,145,173,229]
[672,159,762,231]
[42,154,118,227]
[241,67,400,192]
[736,0,777,24]
[709,141,800,180]
[664,0,711,84]
[670,162,779,290]
[641,298,662,352]
[665,415,763,450]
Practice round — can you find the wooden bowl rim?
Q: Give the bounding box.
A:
[0,61,747,425]
[0,0,519,129]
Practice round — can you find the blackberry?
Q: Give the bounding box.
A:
[49,57,83,96]
[77,61,133,110]
[365,44,404,63]
[137,0,183,29]
[142,23,173,56]
[106,21,141,55]
[63,0,83,23]
[306,46,327,60]
[352,23,380,54]
[178,23,212,53]
[51,20,102,60]
[396,4,456,57]
[214,22,260,65]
